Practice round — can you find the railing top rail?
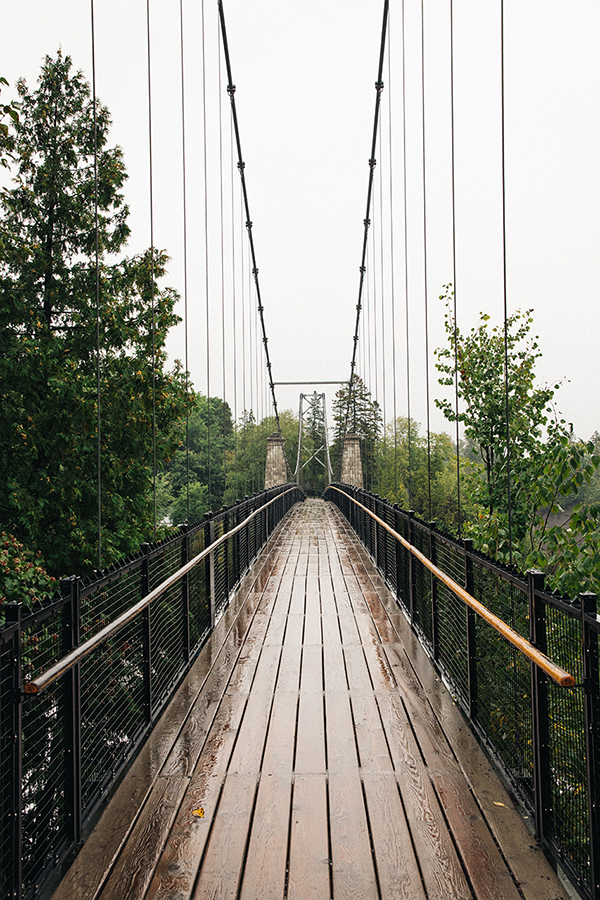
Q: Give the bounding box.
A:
[326,486,575,688]
[25,485,303,696]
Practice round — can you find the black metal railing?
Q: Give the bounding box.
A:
[325,483,600,900]
[0,484,304,900]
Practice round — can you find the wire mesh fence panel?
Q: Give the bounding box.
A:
[546,605,588,886]
[213,518,229,615]
[0,632,15,899]
[80,562,144,637]
[434,540,468,702]
[21,678,67,898]
[475,612,534,806]
[412,524,432,645]
[19,604,70,897]
[188,529,209,651]
[80,615,145,814]
[150,541,187,708]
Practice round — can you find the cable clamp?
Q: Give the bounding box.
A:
[246,220,253,230]
[252,267,259,276]
[227,84,236,95]
[359,266,366,273]
[237,161,245,171]
[375,80,384,92]
[369,158,377,168]
[363,219,370,228]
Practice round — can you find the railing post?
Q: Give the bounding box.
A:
[429,522,439,662]
[528,570,551,845]
[141,543,152,723]
[581,591,600,898]
[464,539,477,721]
[205,513,216,629]
[61,576,82,848]
[408,510,415,625]
[5,602,22,900]
[223,508,230,601]
[180,525,190,662]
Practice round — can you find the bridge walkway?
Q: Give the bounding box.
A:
[53,500,568,900]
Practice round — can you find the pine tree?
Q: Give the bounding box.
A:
[0,53,187,575]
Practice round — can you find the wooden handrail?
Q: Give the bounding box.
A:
[327,487,575,688]
[25,487,301,695]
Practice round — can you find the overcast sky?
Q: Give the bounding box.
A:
[3,1,600,441]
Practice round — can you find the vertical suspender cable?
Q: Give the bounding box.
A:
[378,113,388,497]
[500,0,513,562]
[179,0,190,522]
[90,0,102,568]
[145,0,157,540]
[401,0,412,508]
[201,0,211,508]
[421,0,432,519]
[449,0,462,536]
[218,22,228,499]
[387,22,399,500]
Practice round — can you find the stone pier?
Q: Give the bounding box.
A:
[340,432,363,488]
[264,432,288,488]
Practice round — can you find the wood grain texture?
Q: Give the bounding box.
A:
[328,771,379,900]
[294,690,325,774]
[362,772,426,900]
[239,774,291,900]
[191,773,257,900]
[325,690,360,775]
[262,691,298,775]
[287,774,330,900]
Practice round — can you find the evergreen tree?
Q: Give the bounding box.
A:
[330,376,382,489]
[0,54,187,575]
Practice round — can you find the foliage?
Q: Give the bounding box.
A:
[0,532,56,620]
[330,376,382,489]
[158,393,234,525]
[0,76,19,168]
[435,287,555,528]
[0,53,187,576]
[435,290,600,593]
[224,408,298,504]
[377,418,462,533]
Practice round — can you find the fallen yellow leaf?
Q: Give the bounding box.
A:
[493,802,509,808]
[192,808,205,818]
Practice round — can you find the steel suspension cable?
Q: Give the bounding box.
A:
[218,0,284,438]
[450,0,462,536]
[90,0,102,568]
[421,0,432,520]
[201,0,211,507]
[401,0,412,509]
[387,24,399,500]
[344,0,390,442]
[145,0,157,540]
[501,0,513,563]
[179,0,190,522]
[218,21,227,503]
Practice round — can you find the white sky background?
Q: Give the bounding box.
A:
[3,1,600,443]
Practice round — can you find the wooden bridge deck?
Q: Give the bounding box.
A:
[53,500,569,900]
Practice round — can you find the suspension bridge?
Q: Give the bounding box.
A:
[1,2,599,900]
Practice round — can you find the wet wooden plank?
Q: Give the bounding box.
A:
[351,692,393,773]
[303,591,322,644]
[229,644,281,775]
[325,690,359,774]
[276,641,302,692]
[191,773,257,900]
[329,771,379,900]
[262,691,298,775]
[299,643,322,694]
[294,691,326,774]
[362,772,426,900]
[287,774,330,900]
[323,636,347,692]
[239,774,291,900]
[144,690,249,900]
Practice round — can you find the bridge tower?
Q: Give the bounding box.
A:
[264,432,288,488]
[294,392,333,495]
[340,432,364,489]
